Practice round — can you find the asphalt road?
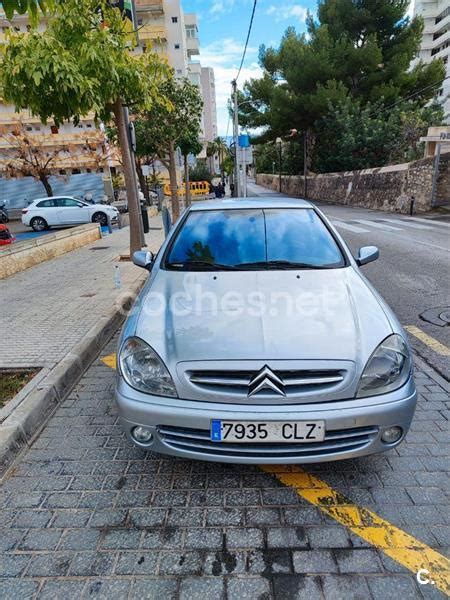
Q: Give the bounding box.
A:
[247,181,450,379]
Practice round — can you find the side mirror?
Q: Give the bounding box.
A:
[356,246,379,267]
[133,250,154,271]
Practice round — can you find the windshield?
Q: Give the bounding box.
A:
[165,209,345,270]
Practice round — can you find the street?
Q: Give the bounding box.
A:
[0,188,449,598]
[247,181,450,379]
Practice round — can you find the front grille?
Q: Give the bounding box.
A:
[158,425,378,459]
[188,369,345,397]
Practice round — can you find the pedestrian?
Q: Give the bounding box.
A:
[230,182,235,197]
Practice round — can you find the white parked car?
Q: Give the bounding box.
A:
[21,196,119,232]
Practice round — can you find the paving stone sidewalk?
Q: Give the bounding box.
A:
[0,218,164,370]
[0,332,448,599]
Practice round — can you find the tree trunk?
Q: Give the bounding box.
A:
[168,140,180,220]
[113,98,141,256]
[184,154,191,207]
[135,158,150,204]
[40,174,53,197]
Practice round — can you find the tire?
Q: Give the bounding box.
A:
[30,216,48,232]
[92,212,108,227]
[0,213,8,224]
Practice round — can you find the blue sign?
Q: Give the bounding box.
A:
[238,134,250,148]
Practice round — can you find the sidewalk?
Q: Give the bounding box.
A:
[0,218,165,370]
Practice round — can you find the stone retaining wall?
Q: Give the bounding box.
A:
[0,223,101,279]
[257,152,450,212]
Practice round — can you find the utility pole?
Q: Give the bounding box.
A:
[303,129,308,199]
[232,79,241,197]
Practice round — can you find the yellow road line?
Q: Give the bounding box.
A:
[101,353,117,370]
[405,325,450,357]
[101,350,450,593]
[262,465,450,594]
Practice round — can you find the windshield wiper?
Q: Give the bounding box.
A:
[166,261,240,271]
[235,260,334,270]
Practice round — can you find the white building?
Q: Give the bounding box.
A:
[412,1,450,121]
[201,67,219,172]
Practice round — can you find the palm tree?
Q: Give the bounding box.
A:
[206,137,229,181]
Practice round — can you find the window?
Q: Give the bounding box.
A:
[50,125,59,134]
[172,16,178,23]
[37,199,55,208]
[186,25,197,38]
[55,198,83,207]
[174,43,180,49]
[166,209,345,270]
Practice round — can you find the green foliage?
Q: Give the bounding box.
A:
[314,99,444,173]
[0,0,57,25]
[134,77,203,161]
[189,162,212,183]
[239,0,446,169]
[0,0,169,125]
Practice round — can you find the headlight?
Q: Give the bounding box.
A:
[119,337,178,397]
[357,334,412,398]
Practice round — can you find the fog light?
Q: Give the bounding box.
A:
[132,426,153,444]
[381,426,403,444]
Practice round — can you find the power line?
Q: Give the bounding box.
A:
[235,0,258,83]
[368,75,450,119]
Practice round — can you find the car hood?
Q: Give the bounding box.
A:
[134,267,393,372]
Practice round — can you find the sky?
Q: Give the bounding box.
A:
[182,0,416,136]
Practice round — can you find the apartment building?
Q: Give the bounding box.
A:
[135,1,218,167]
[413,1,450,121]
[0,10,114,205]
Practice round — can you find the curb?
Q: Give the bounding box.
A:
[0,276,145,479]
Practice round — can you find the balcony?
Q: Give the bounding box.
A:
[135,0,164,14]
[186,36,200,57]
[138,24,167,42]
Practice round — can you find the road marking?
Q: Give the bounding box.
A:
[405,326,450,356]
[379,218,433,230]
[404,217,450,229]
[261,465,450,595]
[100,352,450,592]
[332,221,370,233]
[352,219,402,231]
[101,353,117,369]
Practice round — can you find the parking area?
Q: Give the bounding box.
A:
[0,334,448,599]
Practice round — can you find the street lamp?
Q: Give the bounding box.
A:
[276,137,283,193]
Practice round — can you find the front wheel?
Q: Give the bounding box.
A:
[92,212,108,227]
[30,216,48,232]
[0,213,9,224]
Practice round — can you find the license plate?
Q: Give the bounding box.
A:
[210,420,325,443]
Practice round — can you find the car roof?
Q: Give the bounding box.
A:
[188,197,313,211]
[31,196,78,202]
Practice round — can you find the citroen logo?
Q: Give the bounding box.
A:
[248,365,286,397]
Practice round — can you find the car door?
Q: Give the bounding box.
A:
[35,199,58,225]
[55,198,90,225]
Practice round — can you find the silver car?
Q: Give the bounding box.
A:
[115,199,417,464]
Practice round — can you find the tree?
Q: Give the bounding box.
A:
[238,0,445,169]
[179,134,203,207]
[135,78,203,220]
[0,121,107,196]
[0,0,170,254]
[206,137,229,178]
[314,99,444,172]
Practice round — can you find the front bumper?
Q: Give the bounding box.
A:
[115,377,417,464]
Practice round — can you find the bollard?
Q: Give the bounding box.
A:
[410,197,415,216]
[107,214,113,234]
[162,207,172,237]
